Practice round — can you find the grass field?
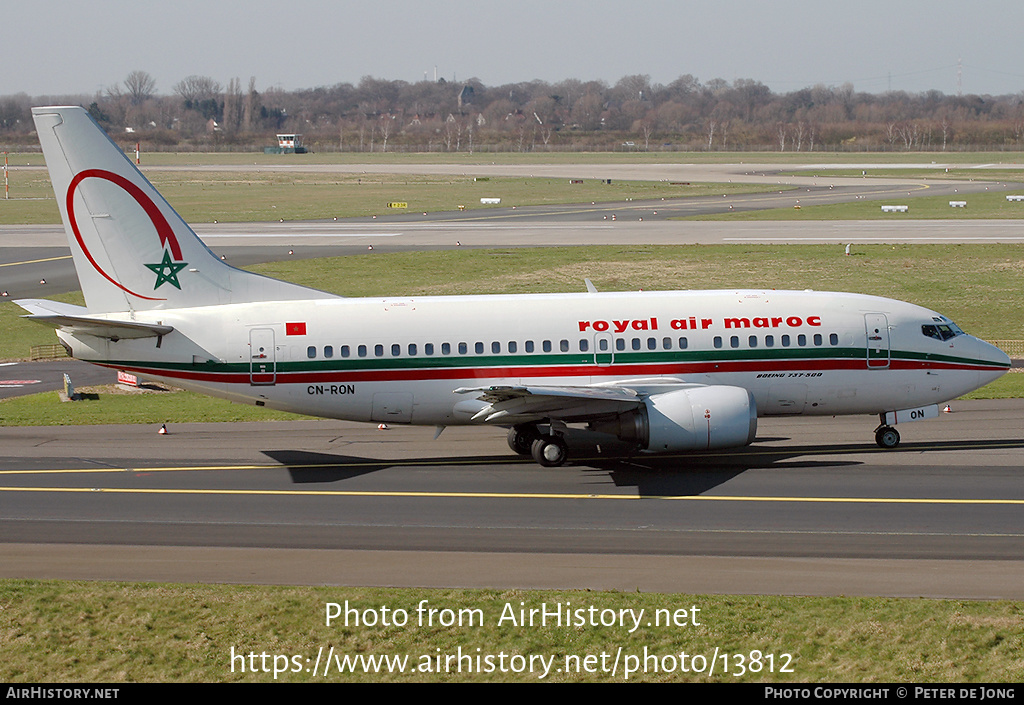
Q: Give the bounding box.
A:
[2,580,1021,682]
[685,189,1024,221]
[0,383,310,426]
[0,171,783,224]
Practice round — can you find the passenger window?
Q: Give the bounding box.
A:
[647,337,657,350]
[543,340,552,353]
[441,342,451,355]
[663,337,672,350]
[579,339,589,352]
[631,338,641,351]
[765,335,774,348]
[797,335,806,347]
[616,338,625,351]
[458,342,468,355]
[425,343,434,356]
[408,343,417,356]
[375,344,384,357]
[508,341,517,353]
[730,336,739,348]
[560,339,569,352]
[324,345,333,358]
[475,342,484,354]
[341,345,350,358]
[781,335,791,347]
[525,340,535,353]
[307,346,316,359]
[491,341,501,354]
[678,337,688,349]
[813,334,822,346]
[358,345,367,358]
[392,343,401,356]
[829,333,838,346]
[748,336,757,348]
[714,336,722,349]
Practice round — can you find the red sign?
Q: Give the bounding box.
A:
[286,322,307,336]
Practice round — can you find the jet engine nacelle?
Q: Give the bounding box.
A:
[593,386,757,452]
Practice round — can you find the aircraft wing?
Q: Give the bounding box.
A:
[15,299,174,341]
[454,378,696,423]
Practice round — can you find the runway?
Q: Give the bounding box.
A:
[1,399,1022,597]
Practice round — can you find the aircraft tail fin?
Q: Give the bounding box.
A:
[32,105,334,313]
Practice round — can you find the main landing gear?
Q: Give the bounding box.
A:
[874,424,900,449]
[507,424,569,467]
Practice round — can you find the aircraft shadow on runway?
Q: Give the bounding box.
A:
[595,436,1024,495]
[263,435,1024,497]
[263,449,536,483]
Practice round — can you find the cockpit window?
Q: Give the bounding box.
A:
[921,323,963,341]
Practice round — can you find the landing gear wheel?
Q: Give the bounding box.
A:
[507,425,539,456]
[875,426,900,449]
[531,435,568,467]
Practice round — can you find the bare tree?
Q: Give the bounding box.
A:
[896,121,920,150]
[718,119,730,148]
[124,71,156,106]
[174,75,221,105]
[378,114,394,151]
[223,77,242,133]
[539,125,553,148]
[705,118,716,150]
[940,114,954,151]
[443,116,455,151]
[243,77,258,132]
[638,118,654,150]
[884,122,899,149]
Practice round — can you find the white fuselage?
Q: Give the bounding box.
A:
[61,289,1010,427]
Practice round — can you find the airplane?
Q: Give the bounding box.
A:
[16,105,1012,467]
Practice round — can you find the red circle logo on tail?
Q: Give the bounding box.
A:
[66,169,185,301]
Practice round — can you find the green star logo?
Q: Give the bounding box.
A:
[144,249,188,290]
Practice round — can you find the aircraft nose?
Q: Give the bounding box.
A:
[975,337,1012,382]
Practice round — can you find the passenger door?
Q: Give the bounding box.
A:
[864,314,890,369]
[249,328,277,385]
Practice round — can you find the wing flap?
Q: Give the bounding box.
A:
[454,384,644,424]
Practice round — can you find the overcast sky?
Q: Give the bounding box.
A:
[7,0,1024,98]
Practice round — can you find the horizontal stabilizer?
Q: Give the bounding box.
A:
[15,298,173,340]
